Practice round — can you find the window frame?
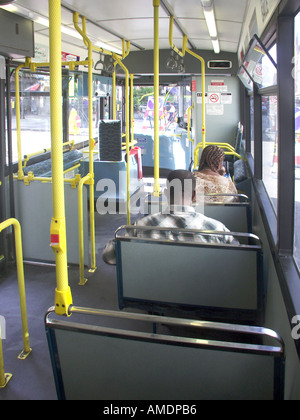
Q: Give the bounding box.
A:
[242,1,300,356]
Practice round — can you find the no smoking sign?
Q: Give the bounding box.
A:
[209,93,220,104]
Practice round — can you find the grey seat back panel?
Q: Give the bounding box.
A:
[120,241,258,310]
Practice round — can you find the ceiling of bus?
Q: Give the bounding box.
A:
[4,0,249,54]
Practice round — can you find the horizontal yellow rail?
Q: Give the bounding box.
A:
[193,141,245,170]
[0,218,32,388]
[23,141,74,168]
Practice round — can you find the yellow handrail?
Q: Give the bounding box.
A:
[74,11,132,229]
[73,12,97,274]
[113,63,117,119]
[0,325,11,388]
[168,16,243,168]
[187,104,194,144]
[184,47,206,153]
[113,54,131,225]
[130,74,134,145]
[49,0,72,316]
[15,58,87,180]
[23,141,74,168]
[169,16,186,58]
[168,16,206,167]
[0,218,32,389]
[193,141,245,170]
[78,174,92,286]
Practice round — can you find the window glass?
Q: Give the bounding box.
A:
[132,83,190,135]
[10,70,51,163]
[294,11,300,270]
[68,72,112,142]
[9,69,112,163]
[242,36,277,89]
[262,95,278,212]
[237,66,253,91]
[250,96,254,157]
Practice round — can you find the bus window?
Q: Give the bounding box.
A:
[250,96,254,157]
[132,83,190,135]
[262,95,278,212]
[10,70,51,163]
[261,44,278,213]
[294,11,300,271]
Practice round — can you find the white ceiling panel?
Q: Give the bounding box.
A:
[63,0,169,20]
[219,40,239,53]
[177,18,209,40]
[3,0,249,53]
[189,39,214,51]
[214,0,248,23]
[217,21,243,43]
[163,0,205,19]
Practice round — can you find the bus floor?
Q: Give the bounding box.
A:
[0,212,128,400]
[0,211,263,400]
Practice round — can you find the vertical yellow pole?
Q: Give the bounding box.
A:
[15,64,24,179]
[185,49,206,147]
[184,48,206,168]
[113,56,130,224]
[113,64,117,120]
[0,331,6,387]
[49,0,72,316]
[0,219,32,363]
[73,13,96,273]
[0,331,12,388]
[153,0,160,197]
[200,58,206,149]
[86,20,96,273]
[130,74,134,144]
[13,219,31,358]
[78,174,91,285]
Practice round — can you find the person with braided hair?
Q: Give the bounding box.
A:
[194,145,238,203]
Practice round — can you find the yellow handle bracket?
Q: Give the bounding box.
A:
[50,218,67,254]
[54,287,73,316]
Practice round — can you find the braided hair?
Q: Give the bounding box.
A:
[198,145,225,173]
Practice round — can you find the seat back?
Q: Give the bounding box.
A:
[45,307,285,400]
[115,226,263,323]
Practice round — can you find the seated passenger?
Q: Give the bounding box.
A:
[102,169,237,265]
[194,145,238,203]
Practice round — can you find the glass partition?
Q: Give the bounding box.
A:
[241,35,277,89]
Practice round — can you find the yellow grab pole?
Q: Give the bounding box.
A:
[130,74,134,144]
[169,16,186,58]
[187,104,194,144]
[49,0,72,316]
[113,55,130,224]
[73,13,96,273]
[15,64,26,179]
[168,16,206,168]
[15,64,23,179]
[0,328,12,388]
[78,174,92,285]
[182,48,206,169]
[185,48,206,148]
[0,325,12,388]
[0,219,32,359]
[153,0,160,197]
[113,63,117,120]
